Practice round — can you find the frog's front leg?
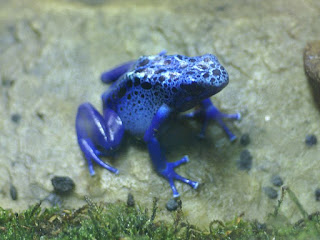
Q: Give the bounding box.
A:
[76,103,124,175]
[184,98,241,141]
[143,104,198,198]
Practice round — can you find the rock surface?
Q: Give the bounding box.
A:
[0,0,320,228]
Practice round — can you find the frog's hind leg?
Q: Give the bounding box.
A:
[144,104,199,198]
[184,98,241,141]
[76,103,124,175]
[100,60,135,83]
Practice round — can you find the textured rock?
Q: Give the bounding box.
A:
[305,134,317,146]
[51,176,75,195]
[271,175,283,187]
[263,187,278,199]
[237,149,253,171]
[1,0,320,228]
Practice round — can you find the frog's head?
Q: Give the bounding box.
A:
[175,54,229,111]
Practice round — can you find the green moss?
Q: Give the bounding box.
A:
[0,188,320,239]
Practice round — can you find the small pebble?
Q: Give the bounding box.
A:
[10,184,18,200]
[315,188,320,201]
[45,193,62,207]
[254,221,267,230]
[1,77,14,87]
[237,149,252,170]
[166,198,181,211]
[51,176,75,194]
[240,133,250,146]
[263,187,278,199]
[271,175,283,187]
[11,113,21,124]
[127,193,135,207]
[305,134,317,146]
[36,112,45,121]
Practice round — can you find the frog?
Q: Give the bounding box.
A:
[75,51,240,197]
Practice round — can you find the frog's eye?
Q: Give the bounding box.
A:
[180,82,204,95]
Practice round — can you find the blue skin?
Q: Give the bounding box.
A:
[76,51,240,197]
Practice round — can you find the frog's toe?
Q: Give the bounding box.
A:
[219,112,241,121]
[79,138,119,175]
[160,156,199,198]
[212,114,238,141]
[172,155,189,167]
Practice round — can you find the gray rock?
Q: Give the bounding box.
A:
[263,187,278,199]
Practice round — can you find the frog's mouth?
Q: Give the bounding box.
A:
[175,80,228,111]
[180,82,206,96]
[176,97,198,112]
[204,83,227,97]
[180,78,227,97]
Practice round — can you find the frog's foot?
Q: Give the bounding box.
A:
[144,104,199,197]
[79,138,119,176]
[184,99,240,141]
[160,156,199,198]
[203,101,240,141]
[76,103,124,175]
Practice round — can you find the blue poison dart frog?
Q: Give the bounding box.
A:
[75,51,240,197]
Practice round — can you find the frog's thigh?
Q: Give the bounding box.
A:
[76,103,124,175]
[76,103,124,150]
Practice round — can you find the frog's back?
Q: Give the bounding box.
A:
[101,54,171,136]
[102,53,228,137]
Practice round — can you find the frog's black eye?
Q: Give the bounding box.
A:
[180,82,204,95]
